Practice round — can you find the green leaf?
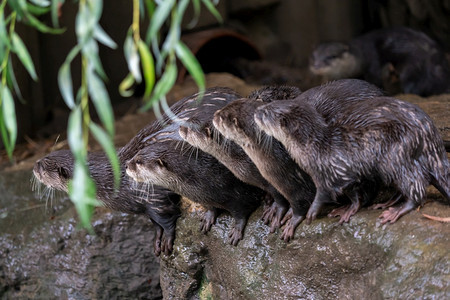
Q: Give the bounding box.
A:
[145,0,175,44]
[1,86,17,158]
[118,72,135,97]
[87,70,115,137]
[11,33,37,81]
[141,59,177,111]
[88,0,103,22]
[68,159,99,232]
[30,0,51,6]
[93,24,117,49]
[25,12,66,34]
[0,8,11,49]
[58,46,81,109]
[201,0,223,23]
[67,106,84,158]
[89,122,120,189]
[124,33,141,82]
[187,0,200,28]
[75,4,95,45]
[137,40,155,98]
[51,0,64,28]
[26,3,51,15]
[175,41,205,92]
[82,39,107,80]
[7,58,24,102]
[144,0,155,19]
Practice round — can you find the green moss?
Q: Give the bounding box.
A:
[198,273,213,300]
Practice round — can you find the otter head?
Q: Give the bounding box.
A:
[179,117,215,148]
[213,98,263,148]
[254,101,293,143]
[249,85,302,102]
[126,146,172,188]
[309,42,361,79]
[33,150,74,192]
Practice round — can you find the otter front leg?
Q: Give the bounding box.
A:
[306,188,333,224]
[200,207,220,233]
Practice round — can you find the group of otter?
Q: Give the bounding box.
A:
[33,78,450,256]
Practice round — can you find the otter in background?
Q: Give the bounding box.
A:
[310,27,450,96]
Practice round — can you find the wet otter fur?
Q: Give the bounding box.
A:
[255,96,450,225]
[126,88,265,246]
[179,85,301,232]
[33,150,181,256]
[213,79,386,241]
[310,27,450,96]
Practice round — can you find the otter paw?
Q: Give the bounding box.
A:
[161,234,174,256]
[200,210,217,233]
[228,227,243,246]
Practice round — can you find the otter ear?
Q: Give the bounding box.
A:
[232,117,238,126]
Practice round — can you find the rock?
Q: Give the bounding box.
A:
[0,169,162,299]
[160,200,450,299]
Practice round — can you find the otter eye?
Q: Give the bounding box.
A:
[157,159,165,168]
[205,127,211,137]
[59,167,69,179]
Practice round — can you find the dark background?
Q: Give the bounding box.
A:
[10,0,450,145]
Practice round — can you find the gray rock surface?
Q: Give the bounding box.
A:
[160,200,450,299]
[1,75,448,299]
[0,169,162,299]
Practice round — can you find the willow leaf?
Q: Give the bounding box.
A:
[67,106,84,158]
[137,40,155,98]
[93,24,117,49]
[187,0,201,28]
[11,33,37,81]
[118,72,136,97]
[68,160,98,232]
[26,3,51,15]
[175,41,205,92]
[1,86,17,157]
[124,33,141,82]
[26,12,66,34]
[0,9,11,48]
[201,0,223,22]
[7,59,24,102]
[145,0,175,44]
[87,70,114,137]
[141,61,177,111]
[89,122,120,189]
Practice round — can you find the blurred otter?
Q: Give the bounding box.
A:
[310,27,450,96]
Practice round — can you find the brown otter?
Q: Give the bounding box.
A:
[310,27,450,96]
[33,150,181,257]
[254,96,450,224]
[126,88,266,246]
[178,85,302,232]
[213,79,385,241]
